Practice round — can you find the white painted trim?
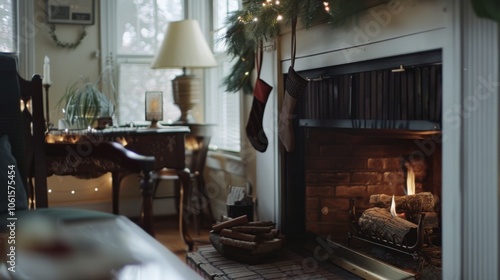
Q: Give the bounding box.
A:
[17,0,35,78]
[441,1,462,278]
[281,28,446,72]
[99,0,117,72]
[457,1,499,278]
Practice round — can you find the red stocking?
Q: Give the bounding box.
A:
[245,42,273,152]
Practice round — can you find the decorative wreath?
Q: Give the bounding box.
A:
[48,24,87,50]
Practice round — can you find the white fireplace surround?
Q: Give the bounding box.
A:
[255,0,499,278]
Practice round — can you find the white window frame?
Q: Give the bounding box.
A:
[100,0,185,126]
[3,0,34,77]
[204,0,243,153]
[101,0,244,152]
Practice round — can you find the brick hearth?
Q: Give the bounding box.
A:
[187,245,361,279]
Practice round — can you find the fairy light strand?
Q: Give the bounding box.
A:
[47,175,111,195]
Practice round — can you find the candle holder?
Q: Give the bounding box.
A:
[43,83,53,131]
[145,91,163,129]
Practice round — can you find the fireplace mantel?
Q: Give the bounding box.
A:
[300,119,440,132]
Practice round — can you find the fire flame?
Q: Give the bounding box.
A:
[406,162,416,195]
[390,162,417,218]
[390,195,397,217]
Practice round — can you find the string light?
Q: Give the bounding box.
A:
[260,0,283,23]
[47,175,110,195]
[323,1,330,13]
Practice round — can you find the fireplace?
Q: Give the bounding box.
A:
[281,50,442,275]
[303,129,441,243]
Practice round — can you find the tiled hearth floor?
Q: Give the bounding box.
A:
[187,245,362,280]
[148,216,440,279]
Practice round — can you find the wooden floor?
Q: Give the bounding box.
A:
[151,215,212,262]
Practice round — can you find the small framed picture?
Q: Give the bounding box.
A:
[47,0,95,25]
[145,91,163,121]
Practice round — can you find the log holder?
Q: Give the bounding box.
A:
[347,199,426,261]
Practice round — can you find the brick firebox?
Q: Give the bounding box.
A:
[303,128,442,243]
[280,50,443,243]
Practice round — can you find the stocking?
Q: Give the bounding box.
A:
[246,79,273,152]
[278,16,308,152]
[245,42,273,152]
[278,66,307,152]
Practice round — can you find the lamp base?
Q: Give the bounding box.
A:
[172,74,201,123]
[148,119,161,129]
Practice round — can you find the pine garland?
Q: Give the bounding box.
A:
[222,0,389,94]
[48,24,87,50]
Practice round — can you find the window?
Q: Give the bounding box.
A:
[206,0,242,152]
[0,0,16,53]
[105,0,243,152]
[112,0,184,125]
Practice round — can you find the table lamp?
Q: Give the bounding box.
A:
[151,19,217,123]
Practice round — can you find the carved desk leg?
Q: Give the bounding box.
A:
[177,168,194,251]
[141,171,155,236]
[111,171,130,215]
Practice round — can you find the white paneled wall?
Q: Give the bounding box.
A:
[460,1,499,278]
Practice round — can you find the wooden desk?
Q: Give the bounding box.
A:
[45,127,192,247]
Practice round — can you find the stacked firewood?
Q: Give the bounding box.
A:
[211,215,283,254]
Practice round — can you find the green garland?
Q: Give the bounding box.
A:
[222,0,389,94]
[48,24,87,50]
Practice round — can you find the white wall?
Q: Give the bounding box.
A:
[31,0,112,208]
[34,0,101,123]
[254,46,280,223]
[452,1,499,279]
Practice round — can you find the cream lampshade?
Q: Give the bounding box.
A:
[151,19,217,123]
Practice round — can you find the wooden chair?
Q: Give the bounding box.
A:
[0,53,155,231]
[152,124,215,234]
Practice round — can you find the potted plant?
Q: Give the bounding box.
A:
[57,69,115,129]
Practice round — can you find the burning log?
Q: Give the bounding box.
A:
[409,211,439,229]
[358,207,419,245]
[369,192,439,212]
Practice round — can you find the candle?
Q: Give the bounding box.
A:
[150,98,160,112]
[42,55,52,85]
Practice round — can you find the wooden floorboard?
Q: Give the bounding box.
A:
[150,215,212,262]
